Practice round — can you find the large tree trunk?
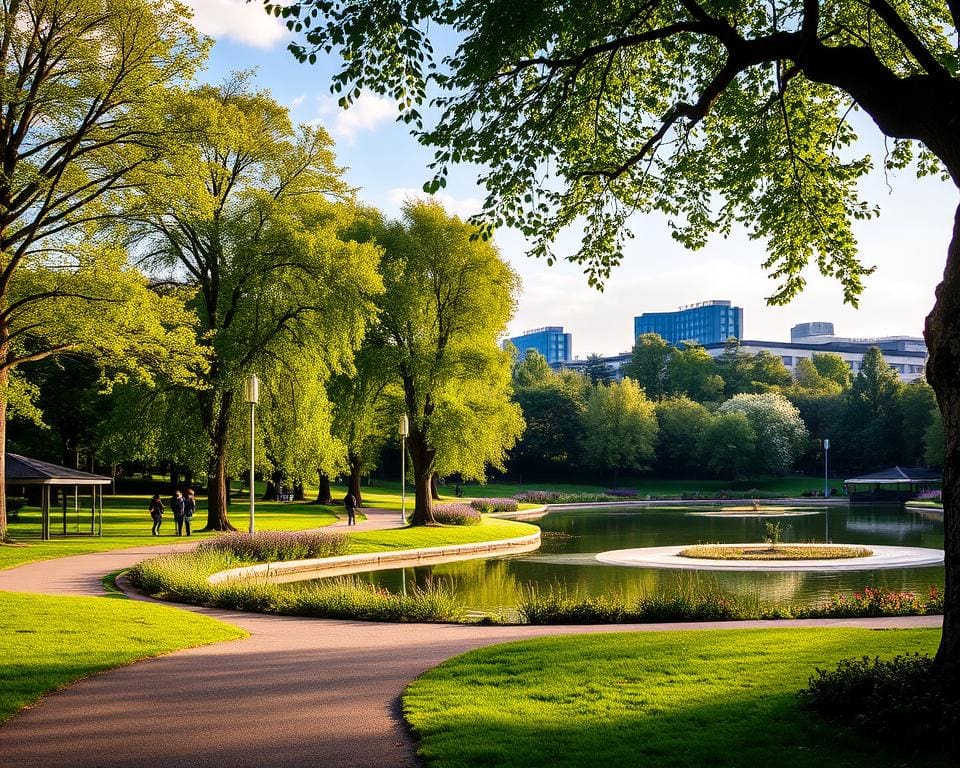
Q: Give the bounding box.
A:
[924,201,960,681]
[312,471,333,504]
[348,453,363,507]
[430,472,441,500]
[292,480,304,501]
[0,366,7,541]
[169,463,180,491]
[408,431,437,525]
[202,390,235,531]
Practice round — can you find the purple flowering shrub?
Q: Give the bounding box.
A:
[915,489,942,502]
[470,498,519,513]
[197,530,348,562]
[513,491,562,503]
[432,503,482,525]
[605,488,640,498]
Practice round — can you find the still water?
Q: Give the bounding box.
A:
[323,505,944,613]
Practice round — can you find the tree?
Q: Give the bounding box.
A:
[718,392,809,475]
[812,353,853,390]
[926,407,945,467]
[278,0,960,680]
[700,412,756,481]
[714,339,756,397]
[582,378,658,482]
[512,349,554,388]
[368,201,520,524]
[653,397,711,478]
[900,381,939,466]
[582,353,614,385]
[0,0,207,538]
[749,351,793,392]
[666,342,725,402]
[135,78,381,530]
[622,333,676,400]
[842,347,905,471]
[511,369,587,478]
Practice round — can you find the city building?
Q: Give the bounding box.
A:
[634,299,743,346]
[506,326,572,364]
[554,320,926,384]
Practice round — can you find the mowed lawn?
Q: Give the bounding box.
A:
[404,627,947,768]
[0,591,245,722]
[0,493,340,570]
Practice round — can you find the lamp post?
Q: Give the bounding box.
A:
[823,438,830,498]
[244,374,259,534]
[399,414,409,525]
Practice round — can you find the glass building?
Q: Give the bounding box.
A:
[634,300,743,346]
[507,326,573,364]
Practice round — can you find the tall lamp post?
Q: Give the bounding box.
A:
[244,374,259,534]
[399,414,409,525]
[823,438,830,498]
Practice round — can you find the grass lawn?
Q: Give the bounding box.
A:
[0,492,340,571]
[347,517,538,554]
[404,627,947,768]
[0,590,245,723]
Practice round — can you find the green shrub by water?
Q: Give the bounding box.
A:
[128,549,463,623]
[197,530,348,562]
[801,653,959,756]
[517,582,943,624]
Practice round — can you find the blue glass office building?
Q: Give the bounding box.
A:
[507,326,573,364]
[634,300,743,346]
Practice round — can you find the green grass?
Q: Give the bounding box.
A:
[0,492,340,570]
[403,627,948,768]
[455,476,846,499]
[346,518,537,553]
[0,590,245,723]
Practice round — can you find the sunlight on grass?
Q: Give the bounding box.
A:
[0,591,245,722]
[404,628,947,768]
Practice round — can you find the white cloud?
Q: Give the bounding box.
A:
[290,94,306,109]
[386,187,483,221]
[183,0,287,49]
[313,93,396,143]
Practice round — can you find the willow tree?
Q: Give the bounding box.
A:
[277,0,960,676]
[0,0,207,538]
[370,201,520,524]
[134,77,382,530]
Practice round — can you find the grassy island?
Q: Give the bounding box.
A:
[679,544,873,560]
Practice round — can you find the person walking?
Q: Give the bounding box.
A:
[149,494,164,536]
[344,492,356,526]
[171,489,186,536]
[183,488,196,536]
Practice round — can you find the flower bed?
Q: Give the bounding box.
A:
[433,503,482,525]
[678,544,873,560]
[469,498,519,513]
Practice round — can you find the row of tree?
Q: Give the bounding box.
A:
[507,338,941,482]
[1,0,521,535]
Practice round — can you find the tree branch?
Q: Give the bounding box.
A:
[866,0,950,78]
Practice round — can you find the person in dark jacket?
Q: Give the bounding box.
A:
[149,494,164,536]
[183,489,197,536]
[171,489,186,536]
[344,492,357,526]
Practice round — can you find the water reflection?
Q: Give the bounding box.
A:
[297,504,946,612]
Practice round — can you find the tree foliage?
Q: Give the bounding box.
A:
[582,378,658,480]
[134,77,382,529]
[718,392,809,475]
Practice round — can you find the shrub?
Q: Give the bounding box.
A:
[513,491,562,504]
[801,654,959,756]
[470,497,519,513]
[197,530,348,562]
[605,488,639,498]
[797,586,933,618]
[915,489,942,503]
[432,503,482,525]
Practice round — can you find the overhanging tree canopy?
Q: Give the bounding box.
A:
[276,0,960,677]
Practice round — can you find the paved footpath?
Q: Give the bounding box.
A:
[0,508,943,768]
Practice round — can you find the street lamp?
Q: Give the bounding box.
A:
[244,374,259,534]
[823,438,830,498]
[399,414,409,525]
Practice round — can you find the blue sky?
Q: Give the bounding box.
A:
[187,1,958,357]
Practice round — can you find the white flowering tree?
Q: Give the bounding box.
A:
[718,393,809,475]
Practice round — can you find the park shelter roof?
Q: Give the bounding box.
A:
[844,467,941,485]
[6,453,111,486]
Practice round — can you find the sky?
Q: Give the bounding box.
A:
[184,1,959,358]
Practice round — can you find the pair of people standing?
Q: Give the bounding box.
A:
[170,488,196,536]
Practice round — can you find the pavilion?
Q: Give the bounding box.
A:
[843,466,942,502]
[6,453,110,540]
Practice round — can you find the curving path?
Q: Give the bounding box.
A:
[0,507,943,768]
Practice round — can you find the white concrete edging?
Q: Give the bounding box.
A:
[207,531,542,586]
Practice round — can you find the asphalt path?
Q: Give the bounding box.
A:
[0,507,943,768]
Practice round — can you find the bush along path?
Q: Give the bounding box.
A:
[0,505,944,768]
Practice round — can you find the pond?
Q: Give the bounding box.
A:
[303,504,945,614]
